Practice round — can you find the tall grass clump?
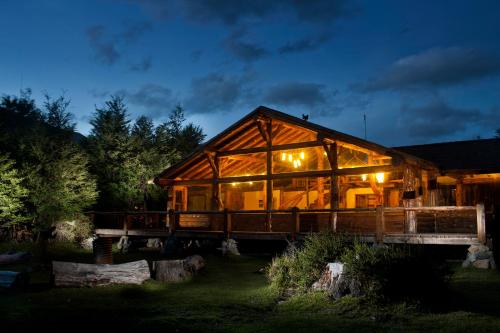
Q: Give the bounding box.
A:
[267,232,352,292]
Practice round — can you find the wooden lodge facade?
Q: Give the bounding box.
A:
[94,106,500,245]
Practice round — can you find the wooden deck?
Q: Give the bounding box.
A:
[92,204,486,245]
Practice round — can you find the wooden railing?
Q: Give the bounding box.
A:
[90,204,486,245]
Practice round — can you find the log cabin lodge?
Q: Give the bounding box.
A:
[94,106,500,246]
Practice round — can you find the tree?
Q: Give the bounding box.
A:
[86,96,141,209]
[44,93,75,131]
[24,139,98,232]
[0,154,29,227]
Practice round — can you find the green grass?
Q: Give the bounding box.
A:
[1,242,500,332]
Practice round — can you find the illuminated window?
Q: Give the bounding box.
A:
[220,181,266,210]
[272,146,331,173]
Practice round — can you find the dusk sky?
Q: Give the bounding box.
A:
[1,0,500,146]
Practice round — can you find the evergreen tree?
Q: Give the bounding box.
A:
[44,93,75,131]
[0,154,29,227]
[86,96,142,209]
[24,139,98,231]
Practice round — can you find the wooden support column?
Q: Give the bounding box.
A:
[206,151,221,211]
[292,207,300,240]
[265,118,273,231]
[322,140,339,209]
[168,209,176,234]
[375,205,385,244]
[223,208,232,239]
[456,178,463,207]
[403,165,417,233]
[476,203,486,244]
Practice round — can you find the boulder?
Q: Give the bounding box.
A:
[476,251,493,260]
[472,259,490,269]
[468,245,489,254]
[80,236,96,250]
[146,238,162,249]
[221,239,240,256]
[153,255,205,283]
[117,236,131,253]
[185,255,205,272]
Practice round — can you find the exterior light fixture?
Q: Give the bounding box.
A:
[232,182,237,186]
[288,154,293,162]
[361,174,367,181]
[375,172,385,183]
[300,151,305,160]
[281,152,287,161]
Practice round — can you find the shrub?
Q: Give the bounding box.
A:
[267,232,352,292]
[341,242,449,304]
[54,215,93,243]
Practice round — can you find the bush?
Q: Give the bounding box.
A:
[341,242,449,304]
[267,232,352,292]
[54,215,93,243]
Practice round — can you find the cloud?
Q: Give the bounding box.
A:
[356,47,500,92]
[115,84,176,118]
[86,25,120,65]
[132,0,353,25]
[279,32,331,54]
[185,72,250,113]
[129,56,152,72]
[264,82,328,107]
[396,96,500,140]
[224,27,268,63]
[86,21,152,67]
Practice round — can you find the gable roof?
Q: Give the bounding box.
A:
[394,138,500,174]
[155,106,435,183]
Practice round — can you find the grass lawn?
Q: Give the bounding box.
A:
[1,242,500,332]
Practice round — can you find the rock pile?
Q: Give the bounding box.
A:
[312,262,362,299]
[462,244,496,269]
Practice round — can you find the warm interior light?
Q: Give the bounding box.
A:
[293,160,298,168]
[361,174,367,181]
[281,152,286,161]
[300,151,305,160]
[323,151,327,156]
[297,159,301,167]
[375,173,384,183]
[288,154,293,162]
[231,182,237,186]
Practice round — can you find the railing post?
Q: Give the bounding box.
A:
[223,208,232,239]
[123,213,128,235]
[476,203,486,244]
[330,210,337,233]
[168,209,176,234]
[376,205,384,244]
[291,207,300,240]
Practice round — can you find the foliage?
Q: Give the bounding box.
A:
[54,215,93,243]
[341,242,449,303]
[0,154,29,226]
[267,232,352,292]
[24,138,98,231]
[43,93,75,131]
[87,99,205,210]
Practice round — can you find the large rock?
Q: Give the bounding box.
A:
[312,262,361,300]
[146,238,162,249]
[221,239,240,256]
[473,259,490,269]
[468,245,489,254]
[153,255,205,283]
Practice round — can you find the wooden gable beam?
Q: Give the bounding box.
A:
[255,116,271,144]
[205,151,219,177]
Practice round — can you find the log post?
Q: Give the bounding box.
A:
[376,205,384,244]
[477,203,486,244]
[456,179,464,207]
[292,207,300,239]
[168,209,176,234]
[330,211,337,233]
[223,208,232,239]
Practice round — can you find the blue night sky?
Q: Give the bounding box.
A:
[1,0,500,146]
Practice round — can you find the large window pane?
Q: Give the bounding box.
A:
[272,177,330,209]
[219,152,267,178]
[337,143,391,169]
[221,181,266,210]
[272,146,331,173]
